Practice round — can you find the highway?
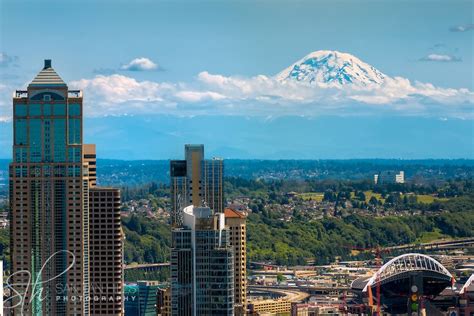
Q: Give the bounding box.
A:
[249,285,311,301]
[249,284,348,295]
[124,262,170,271]
[385,237,474,252]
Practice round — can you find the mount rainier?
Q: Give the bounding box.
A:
[276,50,387,86]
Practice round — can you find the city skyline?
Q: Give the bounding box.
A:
[0,2,473,315]
[0,0,473,159]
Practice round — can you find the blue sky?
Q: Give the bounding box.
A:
[0,0,473,159]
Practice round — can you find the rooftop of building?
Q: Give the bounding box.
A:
[90,186,120,192]
[14,89,82,98]
[14,60,83,98]
[83,144,97,155]
[225,207,248,219]
[29,59,67,87]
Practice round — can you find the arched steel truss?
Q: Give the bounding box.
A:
[363,253,453,292]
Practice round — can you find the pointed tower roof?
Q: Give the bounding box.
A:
[29,59,66,87]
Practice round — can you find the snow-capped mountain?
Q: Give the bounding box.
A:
[276,50,387,86]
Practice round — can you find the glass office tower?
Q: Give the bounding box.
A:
[170,145,230,315]
[170,145,223,227]
[171,206,234,316]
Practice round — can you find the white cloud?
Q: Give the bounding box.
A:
[175,90,226,102]
[419,54,461,62]
[450,24,474,32]
[120,57,159,71]
[0,50,469,120]
[71,74,176,116]
[68,71,474,119]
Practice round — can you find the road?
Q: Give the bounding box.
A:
[385,237,474,252]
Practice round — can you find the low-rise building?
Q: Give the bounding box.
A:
[248,299,292,315]
[374,171,405,184]
[291,302,341,316]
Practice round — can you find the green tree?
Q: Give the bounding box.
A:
[277,273,285,283]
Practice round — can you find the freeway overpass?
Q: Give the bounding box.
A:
[249,285,348,295]
[249,286,311,301]
[124,262,170,272]
[385,237,474,252]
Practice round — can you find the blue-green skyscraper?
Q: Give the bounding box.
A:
[10,60,90,315]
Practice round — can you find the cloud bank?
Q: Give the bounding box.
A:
[1,52,472,121]
[69,71,474,119]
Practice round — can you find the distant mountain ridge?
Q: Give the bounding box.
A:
[276,50,387,86]
[0,116,472,161]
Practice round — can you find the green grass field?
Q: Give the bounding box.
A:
[415,194,449,204]
[350,190,385,203]
[299,190,448,205]
[358,191,448,204]
[299,192,324,202]
[415,228,449,243]
[364,190,385,203]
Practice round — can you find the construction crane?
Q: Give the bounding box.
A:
[344,245,391,315]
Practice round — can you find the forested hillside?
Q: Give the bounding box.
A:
[118,195,474,267]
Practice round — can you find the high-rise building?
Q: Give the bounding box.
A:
[171,205,234,316]
[9,60,123,315]
[169,145,241,315]
[82,143,124,315]
[10,60,89,315]
[170,145,223,226]
[89,187,123,315]
[225,208,248,315]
